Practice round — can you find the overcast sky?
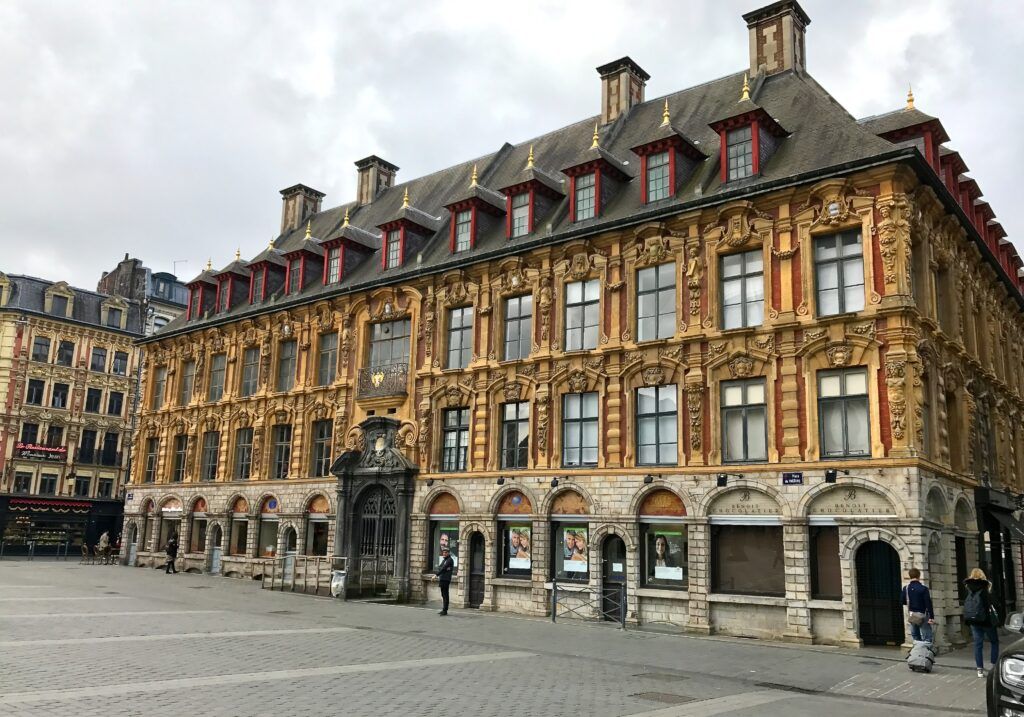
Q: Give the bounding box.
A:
[1,0,1020,290]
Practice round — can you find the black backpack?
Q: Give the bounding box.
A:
[964,589,987,624]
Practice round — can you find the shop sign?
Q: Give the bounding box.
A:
[782,472,803,485]
[807,486,896,516]
[708,489,780,516]
[14,442,66,462]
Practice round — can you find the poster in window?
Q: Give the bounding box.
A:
[562,526,588,573]
[507,526,531,570]
[649,530,685,582]
[437,525,459,568]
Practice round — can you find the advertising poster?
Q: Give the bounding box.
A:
[507,526,531,570]
[562,526,588,573]
[650,530,685,581]
[438,525,459,568]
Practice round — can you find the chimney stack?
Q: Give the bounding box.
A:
[279,184,325,235]
[743,0,810,77]
[355,155,399,205]
[596,57,650,125]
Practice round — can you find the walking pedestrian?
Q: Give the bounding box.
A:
[900,567,935,644]
[963,568,1000,677]
[164,535,179,574]
[97,531,111,565]
[433,546,454,616]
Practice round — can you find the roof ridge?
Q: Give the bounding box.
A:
[2,273,136,303]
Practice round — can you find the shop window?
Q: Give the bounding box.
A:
[818,368,869,458]
[637,262,676,341]
[190,519,208,553]
[26,379,44,406]
[429,522,460,572]
[208,354,226,400]
[90,347,107,372]
[721,250,764,329]
[276,340,297,392]
[642,525,688,588]
[234,427,254,480]
[317,332,338,386]
[171,435,187,482]
[500,522,533,578]
[39,474,58,495]
[271,425,292,480]
[564,279,599,351]
[551,522,589,583]
[107,391,124,416]
[200,431,220,481]
[310,419,333,477]
[809,525,842,600]
[51,383,69,409]
[562,392,598,467]
[501,401,530,469]
[111,351,128,375]
[159,518,180,549]
[31,336,50,362]
[179,360,196,404]
[636,384,677,466]
[151,366,167,409]
[814,231,864,316]
[306,519,329,556]
[446,307,473,369]
[710,524,785,596]
[503,295,532,361]
[230,519,249,556]
[240,347,259,397]
[441,408,470,472]
[258,519,279,557]
[721,378,767,462]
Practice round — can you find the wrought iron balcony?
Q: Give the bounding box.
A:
[357,363,409,399]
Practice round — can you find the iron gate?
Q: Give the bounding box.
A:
[356,486,397,596]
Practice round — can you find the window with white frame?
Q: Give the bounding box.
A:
[646,151,670,202]
[326,246,342,283]
[234,427,253,480]
[172,434,187,482]
[208,354,226,400]
[636,385,677,466]
[501,401,530,469]
[310,419,333,477]
[446,307,473,369]
[200,431,220,481]
[511,192,530,237]
[637,263,676,341]
[721,250,764,329]
[814,230,864,316]
[818,368,869,458]
[441,408,470,472]
[369,319,410,367]
[726,126,753,180]
[317,332,338,386]
[721,378,767,463]
[287,258,301,293]
[564,279,599,351]
[562,392,598,467]
[574,173,596,221]
[271,424,292,480]
[454,210,472,252]
[504,295,532,360]
[385,229,401,269]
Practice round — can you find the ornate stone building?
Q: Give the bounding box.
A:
[122,1,1024,648]
[0,273,143,551]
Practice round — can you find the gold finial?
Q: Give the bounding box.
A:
[906,84,915,110]
[235,248,241,261]
[402,188,410,208]
[470,164,478,187]
[206,258,212,271]
[741,73,750,101]
[342,206,350,227]
[526,144,534,169]
[661,98,671,127]
[304,220,312,239]
[268,237,275,250]
[590,123,600,149]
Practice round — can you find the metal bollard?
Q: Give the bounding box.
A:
[551,580,558,622]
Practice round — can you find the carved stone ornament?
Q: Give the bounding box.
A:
[728,355,755,378]
[886,360,908,441]
[566,252,593,280]
[685,241,702,317]
[685,385,704,450]
[634,235,671,268]
[641,365,665,386]
[345,425,365,452]
[443,277,469,307]
[535,394,551,452]
[445,385,463,407]
[567,369,589,393]
[503,381,522,401]
[369,291,408,321]
[416,404,431,454]
[825,342,853,368]
[876,195,911,286]
[316,305,333,331]
[805,179,868,229]
[538,276,553,343]
[498,264,529,295]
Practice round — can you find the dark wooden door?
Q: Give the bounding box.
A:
[601,535,627,621]
[356,486,396,596]
[468,532,485,608]
[855,541,902,645]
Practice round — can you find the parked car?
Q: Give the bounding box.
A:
[988,612,1024,716]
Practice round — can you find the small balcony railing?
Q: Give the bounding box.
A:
[357,363,409,399]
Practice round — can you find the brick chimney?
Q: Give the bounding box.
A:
[280,184,325,234]
[597,57,650,125]
[355,155,399,206]
[743,0,810,76]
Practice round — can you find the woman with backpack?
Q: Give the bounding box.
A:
[963,568,999,677]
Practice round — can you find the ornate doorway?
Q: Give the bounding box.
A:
[356,485,397,597]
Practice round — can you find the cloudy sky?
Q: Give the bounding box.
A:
[1,0,1020,289]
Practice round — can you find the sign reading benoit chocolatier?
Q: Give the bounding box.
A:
[807,487,896,516]
[708,489,780,516]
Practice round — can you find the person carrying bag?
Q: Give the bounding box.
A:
[963,568,999,678]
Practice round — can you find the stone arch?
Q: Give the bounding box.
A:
[797,479,905,519]
[256,493,282,515]
[140,498,154,514]
[459,521,494,545]
[225,493,250,514]
[351,481,396,512]
[541,484,596,515]
[488,485,539,516]
[301,490,334,514]
[954,497,975,531]
[418,485,465,515]
[925,485,949,525]
[839,527,914,566]
[590,522,637,553]
[125,519,139,544]
[628,483,692,517]
[158,495,183,511]
[188,495,209,514]
[698,480,789,519]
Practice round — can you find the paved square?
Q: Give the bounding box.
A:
[0,562,984,716]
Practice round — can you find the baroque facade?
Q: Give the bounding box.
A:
[0,273,143,551]
[123,1,1024,648]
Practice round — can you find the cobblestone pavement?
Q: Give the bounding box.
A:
[0,562,985,716]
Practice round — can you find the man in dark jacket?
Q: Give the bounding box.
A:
[434,546,454,616]
[165,536,179,575]
[900,567,934,642]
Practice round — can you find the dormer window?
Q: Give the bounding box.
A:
[325,246,342,284]
[287,258,301,294]
[574,173,596,221]
[510,193,530,238]
[385,229,402,269]
[105,307,123,328]
[726,127,753,180]
[50,295,68,317]
[453,210,473,253]
[250,269,264,304]
[646,151,670,202]
[189,288,200,318]
[218,281,230,312]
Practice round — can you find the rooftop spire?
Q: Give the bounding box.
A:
[268,237,275,250]
[906,84,915,110]
[470,163,478,187]
[402,188,410,208]
[590,123,600,149]
[342,206,350,227]
[235,248,241,261]
[661,98,671,127]
[304,220,312,239]
[206,258,212,271]
[526,144,534,169]
[740,73,750,102]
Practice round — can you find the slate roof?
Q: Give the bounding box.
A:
[1,274,144,336]
[858,107,950,143]
[156,67,950,339]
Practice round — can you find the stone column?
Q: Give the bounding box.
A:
[685,520,711,634]
[782,520,813,642]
